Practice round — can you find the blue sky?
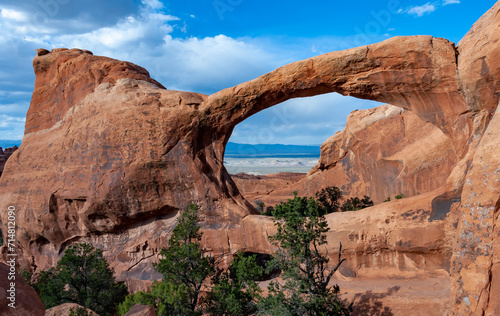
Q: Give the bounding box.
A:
[0,0,496,145]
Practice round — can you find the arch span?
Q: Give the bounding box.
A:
[200,35,468,159]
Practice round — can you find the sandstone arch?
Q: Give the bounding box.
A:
[0,2,499,314]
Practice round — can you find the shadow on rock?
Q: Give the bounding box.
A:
[352,286,400,316]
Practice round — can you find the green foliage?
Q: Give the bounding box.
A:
[118,281,193,316]
[395,194,404,200]
[20,268,33,286]
[205,251,263,315]
[120,204,267,315]
[315,186,342,214]
[118,289,155,316]
[263,206,274,216]
[384,197,391,202]
[30,243,127,316]
[152,204,215,315]
[315,186,374,213]
[259,193,352,315]
[340,196,374,212]
[254,200,265,214]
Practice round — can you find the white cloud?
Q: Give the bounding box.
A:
[55,12,178,50]
[141,0,164,10]
[44,6,282,94]
[0,1,382,144]
[407,3,436,17]
[0,114,26,139]
[0,8,28,21]
[443,0,460,5]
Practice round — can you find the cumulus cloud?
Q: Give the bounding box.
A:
[0,1,289,140]
[0,0,382,143]
[407,3,436,17]
[47,6,283,94]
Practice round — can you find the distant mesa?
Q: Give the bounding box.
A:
[224,142,320,158]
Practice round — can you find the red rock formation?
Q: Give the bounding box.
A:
[45,303,100,316]
[237,104,459,205]
[231,172,306,206]
[0,262,45,316]
[0,3,498,315]
[0,147,18,178]
[124,304,156,316]
[449,3,500,315]
[27,48,165,134]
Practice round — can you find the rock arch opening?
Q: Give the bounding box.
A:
[223,92,384,207]
[223,90,458,209]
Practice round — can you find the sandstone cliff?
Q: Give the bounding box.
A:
[0,2,499,315]
[238,104,459,206]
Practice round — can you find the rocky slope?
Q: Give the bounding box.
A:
[0,2,498,315]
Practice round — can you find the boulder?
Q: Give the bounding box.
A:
[0,262,45,316]
[124,304,156,316]
[46,303,99,316]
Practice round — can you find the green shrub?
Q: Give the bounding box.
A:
[259,193,352,315]
[315,187,342,214]
[68,307,92,316]
[119,204,263,316]
[254,200,265,213]
[205,251,263,315]
[341,195,374,212]
[29,243,127,316]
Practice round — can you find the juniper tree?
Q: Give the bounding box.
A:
[259,193,352,315]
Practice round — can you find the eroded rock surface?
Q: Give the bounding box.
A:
[237,104,459,205]
[124,304,156,316]
[0,3,498,315]
[46,303,100,316]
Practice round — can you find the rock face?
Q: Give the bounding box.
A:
[231,172,306,206]
[124,304,156,316]
[238,104,459,206]
[0,147,18,178]
[0,262,45,316]
[46,303,100,316]
[0,3,498,315]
